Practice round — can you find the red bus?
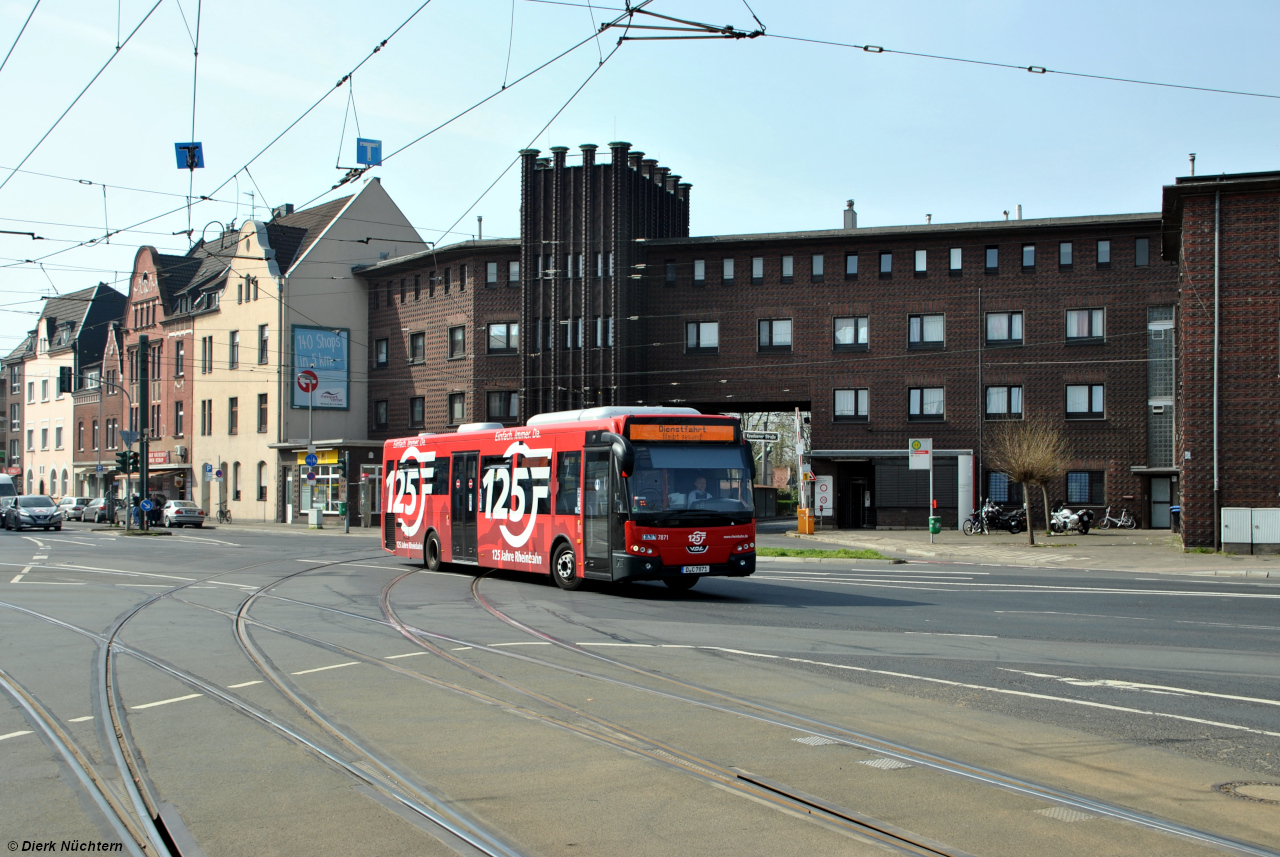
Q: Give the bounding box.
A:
[381,407,757,590]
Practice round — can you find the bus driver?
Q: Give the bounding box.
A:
[689,476,713,503]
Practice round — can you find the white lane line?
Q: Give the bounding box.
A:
[46,538,96,546]
[291,661,359,675]
[130,693,203,710]
[10,565,33,583]
[750,576,1280,599]
[384,652,428,659]
[903,632,998,638]
[205,581,258,590]
[998,669,1280,707]
[489,641,551,647]
[22,582,85,585]
[34,563,195,582]
[995,611,1155,622]
[226,680,263,689]
[661,644,695,648]
[32,555,48,560]
[705,647,1280,738]
[67,716,94,723]
[174,535,240,546]
[0,730,34,741]
[21,537,45,549]
[578,642,652,647]
[116,584,171,588]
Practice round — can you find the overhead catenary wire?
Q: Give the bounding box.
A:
[0,0,166,198]
[0,0,41,77]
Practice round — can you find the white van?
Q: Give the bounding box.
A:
[0,474,16,499]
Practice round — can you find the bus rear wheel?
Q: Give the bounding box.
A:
[424,531,443,572]
[551,544,583,591]
[664,576,699,591]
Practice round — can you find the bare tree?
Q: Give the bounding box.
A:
[983,416,1071,545]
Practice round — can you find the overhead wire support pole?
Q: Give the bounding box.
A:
[187,0,202,245]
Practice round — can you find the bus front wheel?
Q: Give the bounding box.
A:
[424,532,443,572]
[664,576,699,591]
[551,544,583,591]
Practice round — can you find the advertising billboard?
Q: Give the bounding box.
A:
[292,326,349,410]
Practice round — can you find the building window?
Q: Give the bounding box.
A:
[486,262,498,285]
[1067,471,1105,505]
[175,340,185,376]
[92,420,99,450]
[257,394,268,433]
[758,318,792,352]
[228,397,239,435]
[375,338,388,368]
[409,396,425,427]
[54,426,62,449]
[665,261,676,285]
[834,388,868,422]
[77,422,84,450]
[594,316,613,347]
[845,253,858,278]
[985,385,1023,420]
[374,400,389,430]
[400,279,407,303]
[988,472,1023,504]
[1059,241,1073,269]
[1066,308,1105,341]
[27,429,33,451]
[985,311,1023,346]
[413,275,421,300]
[914,249,927,275]
[751,257,764,284]
[693,259,706,283]
[199,400,212,436]
[409,332,426,363]
[908,314,945,348]
[41,379,48,401]
[811,254,824,281]
[949,247,962,273]
[459,264,468,288]
[563,318,584,350]
[487,391,519,422]
[1066,385,1105,419]
[879,251,892,277]
[686,321,719,353]
[909,387,945,421]
[985,246,999,272]
[27,381,34,403]
[1021,244,1035,269]
[447,393,465,426]
[448,326,465,359]
[487,322,518,353]
[201,336,213,373]
[508,260,520,283]
[228,330,239,369]
[1135,237,1150,267]
[255,324,268,365]
[174,402,183,436]
[722,258,735,283]
[833,316,869,351]
[781,255,794,283]
[1097,239,1111,268]
[257,462,267,502]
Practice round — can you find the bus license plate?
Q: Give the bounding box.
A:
[681,565,710,574]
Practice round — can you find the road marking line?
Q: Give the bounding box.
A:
[704,648,1280,738]
[205,581,258,590]
[131,693,203,710]
[67,716,93,723]
[23,582,85,585]
[489,641,551,647]
[291,661,359,675]
[997,668,1280,707]
[21,537,45,549]
[38,563,194,581]
[661,644,695,648]
[174,535,240,546]
[0,730,34,741]
[32,555,48,560]
[903,632,998,638]
[995,611,1155,621]
[384,652,428,659]
[750,576,1280,599]
[578,642,652,647]
[10,565,32,583]
[227,680,263,689]
[451,646,473,651]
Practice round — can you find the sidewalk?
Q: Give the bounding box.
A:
[771,525,1279,575]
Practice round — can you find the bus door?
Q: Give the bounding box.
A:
[582,448,612,575]
[451,452,479,562]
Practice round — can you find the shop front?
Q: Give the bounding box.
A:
[272,440,383,526]
[145,449,192,502]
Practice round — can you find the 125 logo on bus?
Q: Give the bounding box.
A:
[389,447,436,538]
[482,442,551,547]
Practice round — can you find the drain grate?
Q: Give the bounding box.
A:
[1036,807,1096,823]
[858,758,912,770]
[792,735,839,747]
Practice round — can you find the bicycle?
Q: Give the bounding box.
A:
[216,503,233,524]
[1098,505,1136,529]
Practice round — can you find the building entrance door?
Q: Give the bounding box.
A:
[1150,477,1172,529]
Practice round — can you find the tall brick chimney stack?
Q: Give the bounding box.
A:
[629,151,644,170]
[641,159,658,181]
[579,143,597,168]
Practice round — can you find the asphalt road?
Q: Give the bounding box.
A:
[1,520,1277,857]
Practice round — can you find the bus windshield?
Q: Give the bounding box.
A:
[627,444,754,519]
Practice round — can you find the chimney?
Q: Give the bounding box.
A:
[609,141,631,169]
[579,143,597,168]
[843,200,857,230]
[641,159,658,181]
[628,150,644,170]
[665,173,680,194]
[1189,153,1197,176]
[1003,210,1009,220]
[535,157,551,169]
[271,204,294,220]
[550,146,568,170]
[1016,204,1023,220]
[926,214,932,225]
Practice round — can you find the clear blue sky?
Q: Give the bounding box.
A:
[1,0,1277,349]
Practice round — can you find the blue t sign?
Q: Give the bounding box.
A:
[175,142,204,169]
[356,138,382,166]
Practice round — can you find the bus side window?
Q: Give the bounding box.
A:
[432,456,450,496]
[385,460,396,504]
[556,451,581,515]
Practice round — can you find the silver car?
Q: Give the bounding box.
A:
[57,496,93,521]
[162,500,205,528]
[4,495,62,531]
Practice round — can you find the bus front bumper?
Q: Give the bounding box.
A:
[611,552,755,582]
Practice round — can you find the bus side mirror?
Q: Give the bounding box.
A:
[601,432,634,478]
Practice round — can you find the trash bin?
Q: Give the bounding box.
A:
[928,516,941,535]
[1170,505,1181,533]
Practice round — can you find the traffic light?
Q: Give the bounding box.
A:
[129,451,140,473]
[116,451,131,473]
[58,366,73,394]
[336,455,347,480]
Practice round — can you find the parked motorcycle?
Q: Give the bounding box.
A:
[997,505,1027,534]
[963,498,997,535]
[1050,501,1093,534]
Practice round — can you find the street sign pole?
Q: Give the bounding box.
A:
[138,334,149,531]
[909,438,935,543]
[930,454,935,544]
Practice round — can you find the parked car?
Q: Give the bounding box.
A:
[0,496,15,524]
[3,495,62,531]
[85,498,118,524]
[56,496,93,521]
[162,500,205,528]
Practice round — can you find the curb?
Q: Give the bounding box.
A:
[756,556,906,565]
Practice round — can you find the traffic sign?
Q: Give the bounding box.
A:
[908,438,933,470]
[204,463,213,474]
[306,471,316,482]
[140,499,154,512]
[174,142,204,169]
[743,430,781,443]
[815,475,834,517]
[356,138,382,166]
[304,453,318,467]
[120,429,139,447]
[95,464,104,473]
[215,469,224,479]
[297,370,319,394]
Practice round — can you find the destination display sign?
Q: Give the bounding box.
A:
[629,424,736,443]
